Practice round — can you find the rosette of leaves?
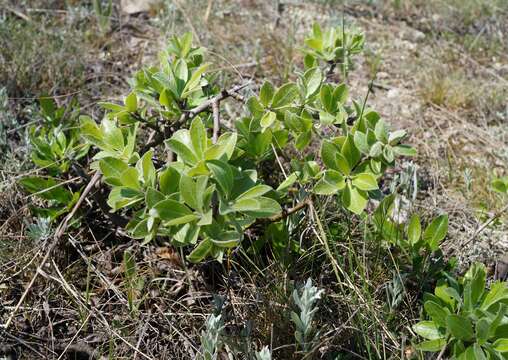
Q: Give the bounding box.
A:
[100,34,211,125]
[413,263,508,359]
[29,97,89,175]
[313,135,379,214]
[19,97,89,221]
[302,23,364,73]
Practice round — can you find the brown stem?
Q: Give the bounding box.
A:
[178,83,248,124]
[142,84,248,153]
[268,198,312,222]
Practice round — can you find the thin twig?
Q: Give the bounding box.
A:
[179,83,249,124]
[212,100,220,144]
[268,198,312,222]
[143,84,248,152]
[1,172,101,330]
[451,202,508,255]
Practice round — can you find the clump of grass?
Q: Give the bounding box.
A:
[419,68,475,110]
[0,14,89,97]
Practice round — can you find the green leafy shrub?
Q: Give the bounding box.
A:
[19,97,89,221]
[7,23,404,264]
[413,262,508,358]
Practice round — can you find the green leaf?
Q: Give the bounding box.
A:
[457,345,484,360]
[352,173,378,191]
[333,83,348,105]
[353,131,369,154]
[236,184,272,201]
[492,178,508,194]
[415,338,446,352]
[80,116,105,148]
[207,160,233,197]
[383,145,394,163]
[472,344,487,360]
[251,197,282,218]
[320,84,334,113]
[210,231,242,248]
[205,132,237,161]
[388,129,406,145]
[19,176,73,204]
[159,88,172,107]
[276,173,298,193]
[120,167,141,190]
[99,157,128,179]
[131,219,150,239]
[393,144,417,156]
[467,262,486,305]
[183,63,210,97]
[424,301,449,328]
[321,140,339,171]
[123,250,136,279]
[259,81,275,107]
[435,284,458,309]
[107,186,143,211]
[271,83,298,109]
[341,135,361,169]
[159,166,180,195]
[295,130,312,150]
[187,239,213,263]
[260,111,276,130]
[319,111,335,126]
[476,318,490,345]
[446,315,473,341]
[374,119,389,143]
[165,138,198,165]
[369,141,383,158]
[151,199,193,220]
[146,187,165,208]
[173,223,200,245]
[422,215,448,251]
[407,214,422,246]
[492,339,508,353]
[102,119,124,151]
[190,117,207,159]
[137,150,156,186]
[342,182,368,215]
[247,96,264,117]
[481,282,508,311]
[314,170,345,195]
[39,96,56,117]
[179,174,207,211]
[232,198,260,212]
[303,67,322,98]
[413,321,443,340]
[125,92,137,112]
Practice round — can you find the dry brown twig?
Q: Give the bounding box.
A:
[2,172,102,330]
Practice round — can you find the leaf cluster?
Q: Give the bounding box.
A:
[414,263,508,359]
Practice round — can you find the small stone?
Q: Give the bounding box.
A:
[121,0,160,14]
